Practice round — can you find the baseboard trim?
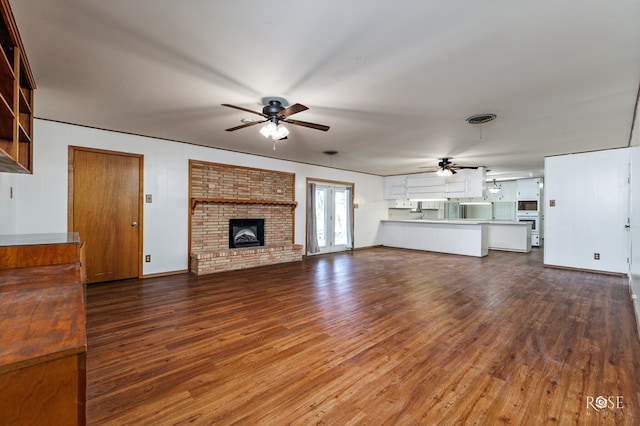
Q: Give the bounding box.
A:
[352,245,383,251]
[543,263,627,277]
[142,269,189,279]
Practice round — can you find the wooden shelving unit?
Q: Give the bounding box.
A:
[0,233,86,425]
[0,0,35,174]
[191,197,298,214]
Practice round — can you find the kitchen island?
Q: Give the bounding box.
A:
[381,219,489,257]
[487,221,532,252]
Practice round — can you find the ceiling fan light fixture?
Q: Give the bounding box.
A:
[274,123,289,139]
[437,168,453,177]
[259,121,277,138]
[260,120,289,144]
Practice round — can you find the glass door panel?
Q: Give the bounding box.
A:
[334,188,348,246]
[314,186,328,248]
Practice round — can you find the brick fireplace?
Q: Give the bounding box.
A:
[189,160,304,275]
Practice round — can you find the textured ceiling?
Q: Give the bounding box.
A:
[10,0,640,177]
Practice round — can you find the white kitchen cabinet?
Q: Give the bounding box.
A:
[531,234,540,247]
[406,175,444,187]
[384,175,407,199]
[385,168,485,200]
[485,180,517,202]
[458,168,486,198]
[406,174,446,199]
[517,178,542,199]
[388,200,417,209]
[444,175,467,198]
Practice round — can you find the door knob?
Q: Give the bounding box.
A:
[131,221,138,227]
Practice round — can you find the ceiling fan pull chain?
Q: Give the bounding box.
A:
[273,140,277,150]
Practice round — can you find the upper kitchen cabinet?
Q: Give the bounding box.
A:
[450,167,485,198]
[383,175,407,199]
[517,178,542,199]
[406,174,445,200]
[0,0,35,174]
[384,168,486,200]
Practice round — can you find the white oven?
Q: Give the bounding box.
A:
[517,215,540,246]
[517,216,539,232]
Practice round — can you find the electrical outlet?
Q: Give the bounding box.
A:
[145,255,151,262]
[594,253,600,260]
[145,194,152,203]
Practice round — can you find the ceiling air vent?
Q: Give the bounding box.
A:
[466,114,497,124]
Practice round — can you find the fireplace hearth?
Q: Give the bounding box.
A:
[229,219,265,248]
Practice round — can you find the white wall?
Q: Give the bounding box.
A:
[629,107,640,337]
[0,119,388,275]
[544,148,631,274]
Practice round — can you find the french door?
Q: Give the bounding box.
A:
[307,181,353,255]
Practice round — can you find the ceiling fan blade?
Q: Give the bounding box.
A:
[284,119,330,131]
[225,120,267,132]
[278,103,308,118]
[221,104,266,117]
[454,166,479,170]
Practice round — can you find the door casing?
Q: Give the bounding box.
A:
[306,178,354,255]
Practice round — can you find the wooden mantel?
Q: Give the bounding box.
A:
[190,197,298,214]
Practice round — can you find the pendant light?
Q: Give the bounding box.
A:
[488,179,501,194]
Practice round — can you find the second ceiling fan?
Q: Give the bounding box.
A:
[222,100,330,141]
[422,158,481,176]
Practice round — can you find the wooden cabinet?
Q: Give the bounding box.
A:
[0,233,86,426]
[0,0,36,174]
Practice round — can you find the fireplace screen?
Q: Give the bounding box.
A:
[229,219,265,248]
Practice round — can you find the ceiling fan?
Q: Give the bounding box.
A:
[221,100,330,141]
[421,158,481,176]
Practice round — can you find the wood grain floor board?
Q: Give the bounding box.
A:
[85,247,640,425]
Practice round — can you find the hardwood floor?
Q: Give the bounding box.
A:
[86,247,640,425]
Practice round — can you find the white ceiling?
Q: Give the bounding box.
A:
[10,1,640,177]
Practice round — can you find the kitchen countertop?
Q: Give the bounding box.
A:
[382,219,530,226]
[381,219,489,225]
[0,232,80,247]
[488,221,530,226]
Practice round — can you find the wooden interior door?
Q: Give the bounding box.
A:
[69,147,142,283]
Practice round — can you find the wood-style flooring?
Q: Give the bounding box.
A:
[86,247,640,425]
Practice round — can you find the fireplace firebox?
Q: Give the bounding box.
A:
[229,219,265,248]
